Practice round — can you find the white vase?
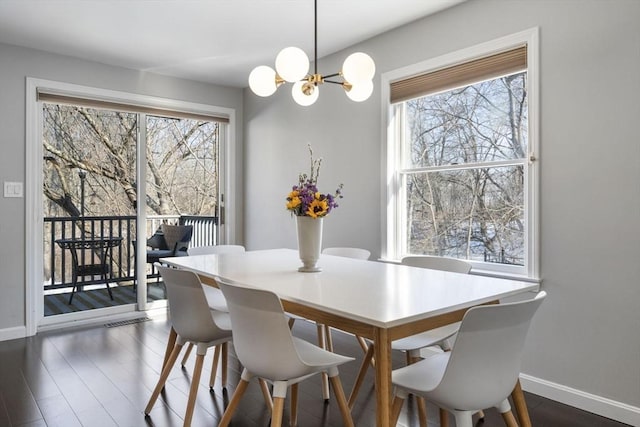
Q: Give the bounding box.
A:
[296,216,323,272]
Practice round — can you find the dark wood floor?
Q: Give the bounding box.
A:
[0,313,629,427]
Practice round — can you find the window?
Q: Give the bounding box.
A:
[384,31,538,278]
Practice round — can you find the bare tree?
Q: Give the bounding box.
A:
[42,104,219,219]
[405,73,527,264]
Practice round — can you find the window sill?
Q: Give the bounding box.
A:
[377,257,541,284]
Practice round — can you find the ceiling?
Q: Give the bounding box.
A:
[0,0,465,88]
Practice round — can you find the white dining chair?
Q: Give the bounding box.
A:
[391,291,547,427]
[187,244,246,312]
[286,247,371,400]
[187,244,246,256]
[144,265,233,427]
[394,255,472,358]
[179,245,246,387]
[349,254,472,425]
[320,247,372,352]
[321,247,371,260]
[217,280,356,427]
[293,246,371,400]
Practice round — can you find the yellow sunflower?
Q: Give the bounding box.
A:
[286,195,301,210]
[306,198,328,218]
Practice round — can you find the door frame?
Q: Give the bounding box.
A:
[25,78,236,335]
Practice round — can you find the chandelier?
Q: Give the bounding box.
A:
[248,0,375,106]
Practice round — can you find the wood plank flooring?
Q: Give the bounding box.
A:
[0,312,630,427]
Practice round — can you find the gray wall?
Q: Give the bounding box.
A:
[0,42,244,331]
[244,0,640,420]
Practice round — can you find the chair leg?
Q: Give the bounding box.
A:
[184,353,205,427]
[356,335,369,353]
[348,342,375,408]
[271,397,285,427]
[288,317,296,329]
[181,343,194,367]
[316,323,330,401]
[208,345,221,389]
[511,380,531,427]
[218,377,250,427]
[259,379,274,412]
[162,327,177,371]
[439,407,449,427]
[145,342,183,414]
[329,374,355,427]
[391,395,405,425]
[68,275,78,304]
[356,336,375,367]
[501,409,519,427]
[221,342,229,388]
[104,273,114,300]
[290,383,299,426]
[406,353,428,427]
[417,397,428,427]
[324,324,334,351]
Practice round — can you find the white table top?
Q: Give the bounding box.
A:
[162,248,538,329]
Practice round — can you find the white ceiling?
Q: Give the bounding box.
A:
[0,0,465,88]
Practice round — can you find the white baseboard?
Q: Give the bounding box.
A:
[0,307,167,342]
[0,326,27,341]
[520,373,639,426]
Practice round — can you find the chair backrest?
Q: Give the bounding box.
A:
[156,264,228,343]
[322,247,371,260]
[161,224,193,254]
[188,245,246,256]
[401,255,471,274]
[433,291,546,410]
[218,281,320,380]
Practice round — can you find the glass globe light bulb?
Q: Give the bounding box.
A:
[248,65,278,97]
[345,80,374,102]
[342,52,376,84]
[275,47,310,83]
[292,80,319,106]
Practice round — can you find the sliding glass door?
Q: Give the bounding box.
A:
[40,101,224,319]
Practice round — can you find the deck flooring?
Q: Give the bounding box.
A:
[43,284,166,316]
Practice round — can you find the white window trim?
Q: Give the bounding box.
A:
[25,78,237,335]
[380,28,540,281]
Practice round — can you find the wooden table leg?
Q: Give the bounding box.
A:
[373,327,391,427]
[511,379,531,427]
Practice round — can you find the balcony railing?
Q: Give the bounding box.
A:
[44,215,218,291]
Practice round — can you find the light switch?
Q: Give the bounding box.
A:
[4,181,23,198]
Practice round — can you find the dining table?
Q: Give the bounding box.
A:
[161,248,539,427]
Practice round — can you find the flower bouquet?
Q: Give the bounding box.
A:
[286,146,343,218]
[286,145,343,272]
